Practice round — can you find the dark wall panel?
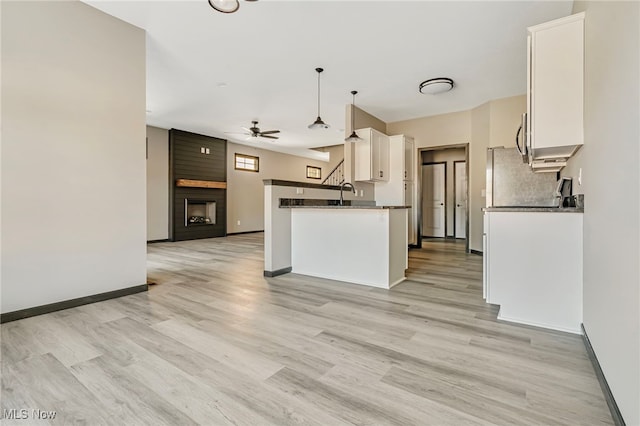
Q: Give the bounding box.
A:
[169,129,227,241]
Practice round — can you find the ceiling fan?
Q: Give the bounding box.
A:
[226,121,280,140]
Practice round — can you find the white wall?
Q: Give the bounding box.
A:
[1,1,147,313]
[564,2,640,424]
[227,142,337,234]
[146,126,168,241]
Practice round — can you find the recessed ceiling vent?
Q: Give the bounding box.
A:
[419,77,454,95]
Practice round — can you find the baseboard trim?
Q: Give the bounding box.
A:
[0,284,148,324]
[147,239,170,244]
[227,230,264,236]
[470,249,483,256]
[264,267,292,277]
[582,324,625,426]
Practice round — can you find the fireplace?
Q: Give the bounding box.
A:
[185,199,216,226]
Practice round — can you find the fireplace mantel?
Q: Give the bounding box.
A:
[176,179,227,189]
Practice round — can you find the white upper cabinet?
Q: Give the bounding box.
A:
[527,12,584,164]
[354,128,389,182]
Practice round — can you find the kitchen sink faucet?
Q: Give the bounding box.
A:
[339,182,356,206]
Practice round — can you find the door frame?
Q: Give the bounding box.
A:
[421,161,447,238]
[453,160,467,240]
[416,143,470,253]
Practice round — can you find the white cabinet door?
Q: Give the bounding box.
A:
[354,128,389,182]
[528,13,584,161]
[454,161,467,239]
[404,137,414,181]
[422,163,446,238]
[404,181,415,245]
[372,130,389,182]
[354,129,372,182]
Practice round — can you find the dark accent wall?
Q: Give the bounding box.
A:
[169,129,227,241]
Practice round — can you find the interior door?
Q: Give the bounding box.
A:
[422,163,445,238]
[454,161,467,239]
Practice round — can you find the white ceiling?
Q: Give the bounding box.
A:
[85,0,573,160]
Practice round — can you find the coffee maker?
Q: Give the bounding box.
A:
[555,177,574,207]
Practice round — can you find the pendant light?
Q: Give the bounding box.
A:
[308,68,330,129]
[345,90,363,143]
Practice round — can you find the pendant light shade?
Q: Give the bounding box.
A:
[208,0,240,13]
[345,90,363,143]
[308,68,330,129]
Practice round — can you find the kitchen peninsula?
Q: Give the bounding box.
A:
[264,180,409,288]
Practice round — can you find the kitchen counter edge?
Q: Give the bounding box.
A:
[281,205,410,210]
[483,207,584,213]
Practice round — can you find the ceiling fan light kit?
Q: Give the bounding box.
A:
[225,120,280,141]
[345,90,364,143]
[308,67,330,129]
[419,77,454,95]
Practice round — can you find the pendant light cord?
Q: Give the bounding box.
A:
[351,92,356,131]
[317,69,321,117]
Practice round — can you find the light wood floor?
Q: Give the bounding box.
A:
[1,233,612,425]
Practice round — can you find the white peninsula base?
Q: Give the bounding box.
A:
[291,207,408,289]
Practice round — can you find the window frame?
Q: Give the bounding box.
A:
[234,153,259,173]
[306,165,322,180]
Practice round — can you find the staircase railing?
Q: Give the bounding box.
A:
[322,159,345,186]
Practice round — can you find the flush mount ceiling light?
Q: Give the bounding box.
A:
[308,67,330,129]
[208,0,257,14]
[345,91,364,143]
[419,77,454,95]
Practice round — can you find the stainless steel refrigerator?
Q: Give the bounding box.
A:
[486,147,557,207]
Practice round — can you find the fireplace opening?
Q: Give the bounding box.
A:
[184,199,216,226]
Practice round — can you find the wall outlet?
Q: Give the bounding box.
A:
[296,188,303,194]
[359,189,364,197]
[200,147,205,154]
[237,220,241,226]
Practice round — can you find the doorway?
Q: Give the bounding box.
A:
[422,163,446,238]
[417,144,469,252]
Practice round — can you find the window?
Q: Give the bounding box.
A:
[306,165,322,179]
[234,153,259,172]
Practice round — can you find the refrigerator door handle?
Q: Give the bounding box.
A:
[516,124,524,155]
[518,112,529,163]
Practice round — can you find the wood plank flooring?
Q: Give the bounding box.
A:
[1,233,612,425]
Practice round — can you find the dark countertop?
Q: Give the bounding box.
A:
[282,205,410,210]
[263,179,341,190]
[483,206,584,213]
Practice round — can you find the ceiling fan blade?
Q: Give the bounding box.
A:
[260,135,279,140]
[225,132,251,136]
[259,130,280,134]
[241,127,252,132]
